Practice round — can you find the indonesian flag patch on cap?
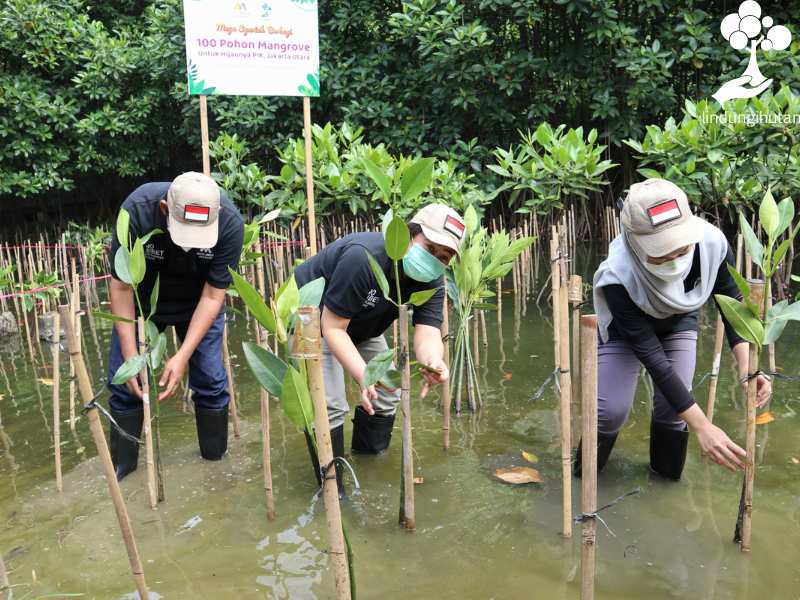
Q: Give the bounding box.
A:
[444,215,465,239]
[183,204,211,223]
[647,199,682,226]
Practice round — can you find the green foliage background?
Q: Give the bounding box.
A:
[2,0,800,224]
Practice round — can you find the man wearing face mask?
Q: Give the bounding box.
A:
[575,178,772,480]
[294,203,464,493]
[106,172,244,480]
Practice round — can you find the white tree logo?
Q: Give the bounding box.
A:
[712,1,792,104]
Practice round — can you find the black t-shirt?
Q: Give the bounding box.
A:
[109,182,244,325]
[294,232,444,343]
[603,242,744,414]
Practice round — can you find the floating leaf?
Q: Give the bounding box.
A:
[502,372,513,381]
[38,378,54,386]
[413,476,425,484]
[494,466,542,484]
[755,411,775,425]
[521,450,538,464]
[791,457,799,465]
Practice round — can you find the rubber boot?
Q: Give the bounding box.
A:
[304,424,346,498]
[351,406,395,454]
[649,420,689,481]
[195,405,228,460]
[572,431,619,478]
[109,406,143,481]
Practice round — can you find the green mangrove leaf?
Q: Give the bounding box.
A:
[130,238,146,285]
[768,299,800,322]
[243,341,287,397]
[400,157,435,203]
[385,216,410,261]
[93,311,133,323]
[281,365,314,430]
[149,332,167,370]
[365,250,391,301]
[759,189,779,240]
[715,294,763,345]
[276,276,300,322]
[763,318,788,345]
[139,228,163,246]
[363,348,395,388]
[229,267,276,334]
[407,288,438,306]
[148,274,160,320]
[776,197,795,238]
[112,354,147,384]
[380,368,402,389]
[726,264,756,313]
[473,302,498,310]
[145,319,159,347]
[362,158,392,201]
[114,246,132,285]
[381,208,394,236]
[464,204,479,235]
[299,277,326,308]
[116,208,130,251]
[772,238,792,275]
[739,212,764,269]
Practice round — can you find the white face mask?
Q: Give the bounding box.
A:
[643,248,694,283]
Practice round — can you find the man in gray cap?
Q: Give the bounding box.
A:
[577,178,771,481]
[107,172,244,480]
[294,203,466,495]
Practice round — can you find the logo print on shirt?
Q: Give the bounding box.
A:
[362,289,378,308]
[144,243,165,262]
[196,248,215,260]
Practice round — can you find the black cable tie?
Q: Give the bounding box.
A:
[574,487,642,537]
[558,368,570,375]
[83,393,144,446]
[529,368,559,401]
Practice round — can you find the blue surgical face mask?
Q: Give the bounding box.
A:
[402,243,446,282]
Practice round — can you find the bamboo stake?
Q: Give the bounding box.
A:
[442,294,452,450]
[302,97,318,255]
[550,232,560,367]
[137,318,158,510]
[580,314,599,600]
[297,307,351,599]
[222,323,241,439]
[558,282,572,538]
[496,278,502,326]
[199,95,211,176]
[51,311,62,493]
[255,245,276,520]
[398,306,415,530]
[737,280,764,552]
[69,261,79,431]
[569,275,583,449]
[58,305,148,599]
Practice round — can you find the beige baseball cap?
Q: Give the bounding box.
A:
[166,172,221,249]
[410,204,466,255]
[620,178,704,257]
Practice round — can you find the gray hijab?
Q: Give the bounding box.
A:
[593,219,729,343]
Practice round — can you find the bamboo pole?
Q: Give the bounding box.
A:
[442,293,452,450]
[255,245,276,520]
[558,282,572,538]
[398,306,415,530]
[302,97,318,255]
[222,323,241,439]
[580,314,599,600]
[199,95,210,176]
[569,275,583,449]
[51,311,62,493]
[737,280,764,552]
[137,318,158,510]
[297,307,351,599]
[58,305,148,599]
[550,231,561,367]
[69,260,80,431]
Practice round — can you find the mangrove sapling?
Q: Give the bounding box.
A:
[714,189,800,552]
[447,205,535,412]
[95,208,169,503]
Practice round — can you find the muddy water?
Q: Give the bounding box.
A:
[1,255,799,599]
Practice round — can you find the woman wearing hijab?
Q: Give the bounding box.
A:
[576,178,772,480]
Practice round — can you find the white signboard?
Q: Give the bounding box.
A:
[182,0,320,97]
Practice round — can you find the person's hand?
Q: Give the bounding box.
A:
[695,422,746,471]
[360,384,378,416]
[125,376,143,400]
[158,354,189,401]
[419,359,449,399]
[754,374,772,408]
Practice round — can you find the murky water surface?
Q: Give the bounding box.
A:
[1,249,799,599]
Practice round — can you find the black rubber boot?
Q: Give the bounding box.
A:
[109,406,143,481]
[195,405,229,460]
[304,424,346,498]
[573,431,619,478]
[649,420,689,481]
[351,406,395,454]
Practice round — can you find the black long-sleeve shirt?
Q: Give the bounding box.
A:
[603,243,744,414]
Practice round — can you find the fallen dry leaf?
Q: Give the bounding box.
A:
[494,466,542,485]
[502,372,513,380]
[413,476,424,484]
[755,411,775,425]
[521,450,539,464]
[790,457,799,465]
[38,378,54,386]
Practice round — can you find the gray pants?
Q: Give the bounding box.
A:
[323,335,401,429]
[598,330,697,434]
